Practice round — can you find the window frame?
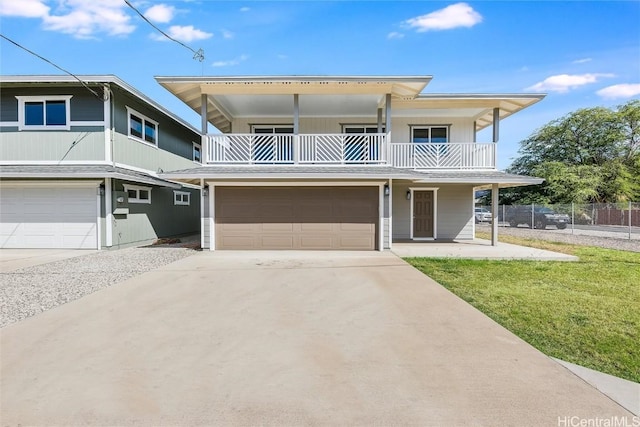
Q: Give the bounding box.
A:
[250,124,294,134]
[16,95,72,131]
[126,106,159,147]
[124,184,152,204]
[341,124,386,134]
[192,142,202,163]
[173,190,191,206]
[410,125,450,144]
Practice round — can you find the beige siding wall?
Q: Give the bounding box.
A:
[113,133,196,172]
[392,183,474,240]
[231,115,475,143]
[1,130,105,161]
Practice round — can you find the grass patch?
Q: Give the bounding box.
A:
[405,245,640,382]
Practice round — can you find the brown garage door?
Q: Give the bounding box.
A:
[215,186,378,250]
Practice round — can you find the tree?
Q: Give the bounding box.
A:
[505,100,640,204]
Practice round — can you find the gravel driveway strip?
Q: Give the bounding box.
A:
[0,246,198,328]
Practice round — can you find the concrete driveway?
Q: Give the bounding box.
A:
[1,251,631,425]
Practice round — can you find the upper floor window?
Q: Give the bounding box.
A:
[193,142,202,162]
[342,125,385,134]
[411,126,449,144]
[124,184,152,204]
[16,96,72,131]
[126,107,158,146]
[251,125,294,134]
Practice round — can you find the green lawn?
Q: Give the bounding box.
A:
[405,236,640,383]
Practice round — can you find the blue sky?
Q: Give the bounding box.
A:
[1,0,639,169]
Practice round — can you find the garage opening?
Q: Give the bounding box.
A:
[215,186,378,250]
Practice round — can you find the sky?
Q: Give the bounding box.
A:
[1,0,639,170]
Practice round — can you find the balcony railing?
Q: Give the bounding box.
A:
[204,133,495,169]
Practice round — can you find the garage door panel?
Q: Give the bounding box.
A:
[0,186,97,249]
[215,186,378,250]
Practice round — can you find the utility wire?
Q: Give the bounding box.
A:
[0,33,104,100]
[0,34,103,99]
[122,0,205,62]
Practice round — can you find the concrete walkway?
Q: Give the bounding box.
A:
[1,251,629,425]
[392,239,578,260]
[0,248,97,272]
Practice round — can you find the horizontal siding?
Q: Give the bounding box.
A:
[0,130,105,161]
[113,133,197,172]
[110,180,200,247]
[390,117,475,144]
[392,183,474,240]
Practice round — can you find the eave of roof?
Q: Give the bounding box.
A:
[159,166,543,188]
[0,164,182,188]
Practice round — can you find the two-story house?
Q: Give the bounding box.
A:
[156,75,544,251]
[0,75,201,249]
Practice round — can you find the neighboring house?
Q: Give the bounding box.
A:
[0,75,201,249]
[156,75,545,251]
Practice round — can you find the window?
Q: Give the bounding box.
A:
[411,126,449,144]
[174,191,191,206]
[193,142,202,162]
[126,107,158,146]
[251,125,294,134]
[124,184,152,204]
[342,125,385,134]
[16,96,72,130]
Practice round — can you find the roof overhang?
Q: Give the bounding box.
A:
[0,164,182,188]
[401,94,546,131]
[155,76,433,133]
[159,166,543,188]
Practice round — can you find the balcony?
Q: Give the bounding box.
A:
[204,134,496,169]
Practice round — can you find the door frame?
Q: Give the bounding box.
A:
[409,187,438,240]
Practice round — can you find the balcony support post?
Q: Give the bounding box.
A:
[491,183,499,246]
[377,108,383,133]
[201,94,208,163]
[293,94,299,164]
[492,107,499,143]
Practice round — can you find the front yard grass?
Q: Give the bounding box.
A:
[405,236,640,383]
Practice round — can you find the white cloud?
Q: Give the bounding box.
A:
[144,4,175,23]
[240,6,250,12]
[161,25,213,42]
[596,83,640,99]
[221,29,234,39]
[526,73,615,93]
[42,0,135,39]
[212,54,248,67]
[404,3,482,32]
[572,58,592,64]
[387,31,404,39]
[0,0,49,17]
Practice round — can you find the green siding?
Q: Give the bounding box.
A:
[111,87,200,166]
[108,179,200,248]
[113,133,196,172]
[1,130,105,161]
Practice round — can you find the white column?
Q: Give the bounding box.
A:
[103,85,112,163]
[492,107,500,143]
[388,178,393,250]
[385,94,392,135]
[201,94,208,163]
[200,178,205,250]
[105,178,113,247]
[491,183,499,246]
[293,94,300,164]
[377,108,383,133]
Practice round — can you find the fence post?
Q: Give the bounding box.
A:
[531,203,535,229]
[571,202,574,235]
[629,201,632,241]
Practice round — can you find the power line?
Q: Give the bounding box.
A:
[122,0,205,62]
[0,33,104,100]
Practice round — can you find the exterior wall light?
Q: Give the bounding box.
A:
[406,190,411,200]
[384,184,390,196]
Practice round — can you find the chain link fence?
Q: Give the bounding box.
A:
[476,202,640,240]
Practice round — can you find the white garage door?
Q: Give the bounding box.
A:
[0,186,98,249]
